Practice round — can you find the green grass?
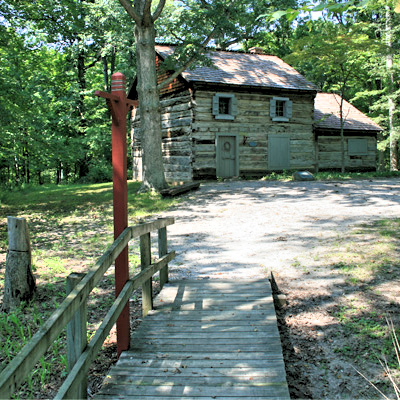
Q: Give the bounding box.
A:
[0,181,178,252]
[0,304,68,398]
[260,170,400,182]
[0,181,178,398]
[0,181,176,220]
[322,218,400,373]
[333,303,398,368]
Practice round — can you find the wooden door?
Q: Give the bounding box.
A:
[268,135,290,170]
[216,135,238,178]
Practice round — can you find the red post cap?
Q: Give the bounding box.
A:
[111,72,126,93]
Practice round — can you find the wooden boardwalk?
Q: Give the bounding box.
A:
[95,279,290,399]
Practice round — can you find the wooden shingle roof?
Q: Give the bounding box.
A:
[156,45,318,92]
[314,93,382,132]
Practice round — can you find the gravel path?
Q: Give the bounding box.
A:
[160,178,400,398]
[165,179,400,281]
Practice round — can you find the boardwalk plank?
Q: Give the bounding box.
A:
[134,327,277,334]
[108,365,287,377]
[102,375,287,386]
[98,383,290,397]
[114,358,285,369]
[95,279,290,399]
[96,397,289,400]
[116,351,285,361]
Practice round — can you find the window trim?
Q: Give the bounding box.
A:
[270,97,292,122]
[212,93,238,120]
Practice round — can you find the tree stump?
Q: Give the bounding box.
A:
[2,217,36,311]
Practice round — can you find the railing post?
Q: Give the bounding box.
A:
[66,273,87,400]
[158,220,169,289]
[110,73,130,357]
[140,232,153,316]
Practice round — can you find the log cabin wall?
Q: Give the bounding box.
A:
[132,87,316,182]
[131,89,194,183]
[191,88,316,179]
[131,48,380,183]
[316,132,377,171]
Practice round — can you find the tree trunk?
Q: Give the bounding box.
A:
[2,217,36,311]
[110,46,116,78]
[134,19,168,191]
[102,56,109,91]
[339,96,345,173]
[386,4,397,171]
[76,48,90,179]
[377,131,386,171]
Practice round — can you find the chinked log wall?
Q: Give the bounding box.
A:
[131,93,194,183]
[131,89,316,182]
[192,90,315,178]
[317,135,376,170]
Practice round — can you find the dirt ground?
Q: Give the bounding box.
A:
[159,178,400,399]
[2,178,399,398]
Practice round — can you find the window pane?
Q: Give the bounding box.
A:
[276,100,285,117]
[219,97,231,115]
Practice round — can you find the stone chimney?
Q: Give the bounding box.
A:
[249,47,264,55]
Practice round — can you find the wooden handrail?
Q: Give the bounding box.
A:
[0,218,175,399]
[55,252,175,399]
[130,217,174,239]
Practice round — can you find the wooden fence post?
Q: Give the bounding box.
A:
[66,273,87,400]
[95,73,137,356]
[158,222,168,289]
[2,217,36,311]
[140,232,153,316]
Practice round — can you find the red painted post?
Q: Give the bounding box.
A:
[95,74,138,357]
[111,73,130,356]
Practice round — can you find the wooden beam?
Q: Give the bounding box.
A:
[55,251,175,399]
[160,182,200,197]
[0,228,132,399]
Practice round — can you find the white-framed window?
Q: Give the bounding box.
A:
[348,138,368,156]
[212,93,238,120]
[270,97,292,122]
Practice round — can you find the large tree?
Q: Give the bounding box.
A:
[286,19,375,172]
[0,0,137,184]
[117,0,277,191]
[342,0,400,170]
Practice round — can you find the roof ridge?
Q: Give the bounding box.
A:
[155,44,318,92]
[155,43,279,57]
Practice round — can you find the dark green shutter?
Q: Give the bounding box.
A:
[212,95,219,116]
[270,99,276,118]
[285,100,292,119]
[231,96,238,116]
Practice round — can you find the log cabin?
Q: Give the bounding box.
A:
[314,93,382,172]
[129,45,382,182]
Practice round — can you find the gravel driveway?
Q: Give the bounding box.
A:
[165,179,400,281]
[161,178,400,398]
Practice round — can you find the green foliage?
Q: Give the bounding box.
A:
[0,181,177,397]
[1,0,399,185]
[0,0,136,186]
[0,303,67,399]
[81,162,113,183]
[259,170,400,182]
[333,304,399,368]
[0,181,177,222]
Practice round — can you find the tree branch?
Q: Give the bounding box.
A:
[157,25,218,91]
[117,0,141,25]
[223,35,253,49]
[157,0,239,91]
[85,55,102,71]
[200,0,211,9]
[143,0,152,24]
[152,0,166,21]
